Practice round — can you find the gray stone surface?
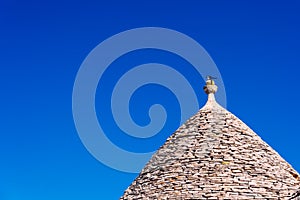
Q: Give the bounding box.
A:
[120,83,300,200]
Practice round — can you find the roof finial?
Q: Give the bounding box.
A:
[204,75,218,94]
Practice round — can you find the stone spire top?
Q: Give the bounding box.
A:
[202,75,221,110]
[203,75,218,94]
[120,78,300,199]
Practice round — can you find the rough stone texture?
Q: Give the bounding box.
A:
[120,91,300,200]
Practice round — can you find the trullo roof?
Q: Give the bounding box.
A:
[120,78,300,199]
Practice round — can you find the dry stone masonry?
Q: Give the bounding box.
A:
[120,78,300,200]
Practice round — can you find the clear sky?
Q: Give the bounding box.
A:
[1,1,300,199]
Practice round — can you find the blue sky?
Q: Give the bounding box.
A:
[1,0,300,199]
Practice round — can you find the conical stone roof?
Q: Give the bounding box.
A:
[120,79,300,199]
